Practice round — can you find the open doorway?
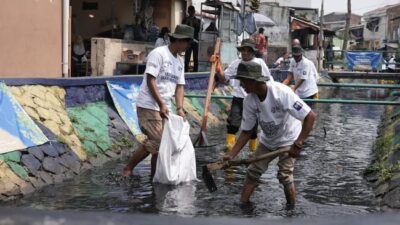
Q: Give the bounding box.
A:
[69,0,180,76]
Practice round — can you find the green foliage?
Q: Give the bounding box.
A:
[365,133,399,181]
[366,162,400,182]
[373,133,393,159]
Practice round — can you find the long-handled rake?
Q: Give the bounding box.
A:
[202,148,291,192]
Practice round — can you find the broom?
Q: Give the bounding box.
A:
[202,148,291,192]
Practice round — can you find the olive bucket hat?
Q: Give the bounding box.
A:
[232,61,269,82]
[236,38,258,52]
[169,24,198,43]
[292,45,303,56]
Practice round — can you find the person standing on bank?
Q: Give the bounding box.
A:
[254,27,267,60]
[273,51,289,69]
[214,39,273,152]
[182,5,201,72]
[154,27,170,48]
[283,45,319,100]
[222,61,316,209]
[122,24,196,177]
[388,55,397,73]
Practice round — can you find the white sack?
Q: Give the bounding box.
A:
[153,114,197,184]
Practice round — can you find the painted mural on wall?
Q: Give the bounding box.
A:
[0,82,48,153]
[106,80,143,136]
[67,102,111,156]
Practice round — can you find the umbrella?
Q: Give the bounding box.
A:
[253,13,275,27]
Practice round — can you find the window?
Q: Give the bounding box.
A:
[82,2,98,10]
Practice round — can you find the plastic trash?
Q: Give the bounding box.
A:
[153,114,197,185]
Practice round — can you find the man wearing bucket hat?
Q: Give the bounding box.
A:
[283,45,319,101]
[221,61,316,209]
[122,24,195,177]
[214,38,273,152]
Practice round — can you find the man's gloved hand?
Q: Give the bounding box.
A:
[209,54,223,75]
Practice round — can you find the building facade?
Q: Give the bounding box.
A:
[262,0,312,9]
[363,3,400,50]
[0,0,185,78]
[323,12,361,31]
[0,0,62,78]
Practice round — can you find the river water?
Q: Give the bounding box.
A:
[3,87,387,219]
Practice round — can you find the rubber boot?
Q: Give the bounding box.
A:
[315,92,320,99]
[225,134,236,152]
[283,183,296,210]
[248,139,258,152]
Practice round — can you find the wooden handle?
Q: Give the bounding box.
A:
[230,148,291,166]
[199,38,221,132]
[207,148,291,171]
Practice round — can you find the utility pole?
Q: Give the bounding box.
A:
[242,0,246,41]
[342,0,351,58]
[318,0,324,72]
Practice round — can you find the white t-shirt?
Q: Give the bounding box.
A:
[388,58,396,70]
[224,58,273,98]
[136,46,185,111]
[241,81,311,150]
[275,57,284,66]
[289,57,319,98]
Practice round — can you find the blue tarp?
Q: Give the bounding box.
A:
[0,82,48,153]
[106,80,143,136]
[235,13,257,35]
[346,51,382,71]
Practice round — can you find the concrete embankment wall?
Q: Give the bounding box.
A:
[0,74,230,200]
[364,91,400,209]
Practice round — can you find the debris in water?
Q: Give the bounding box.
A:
[104,172,141,187]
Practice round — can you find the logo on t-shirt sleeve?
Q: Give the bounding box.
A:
[148,62,158,69]
[293,101,303,111]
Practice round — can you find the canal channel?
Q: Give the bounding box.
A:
[2,86,386,218]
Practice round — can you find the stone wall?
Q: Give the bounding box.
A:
[0,75,230,201]
[364,91,400,209]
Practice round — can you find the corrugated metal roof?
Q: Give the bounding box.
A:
[363,3,400,18]
[291,16,335,35]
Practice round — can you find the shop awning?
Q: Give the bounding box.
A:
[291,17,335,35]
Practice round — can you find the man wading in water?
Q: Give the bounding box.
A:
[214,39,273,152]
[221,61,316,209]
[122,24,196,177]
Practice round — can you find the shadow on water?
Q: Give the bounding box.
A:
[2,87,387,218]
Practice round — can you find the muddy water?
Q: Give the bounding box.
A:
[3,87,386,218]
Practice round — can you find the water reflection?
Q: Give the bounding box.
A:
[154,183,197,216]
